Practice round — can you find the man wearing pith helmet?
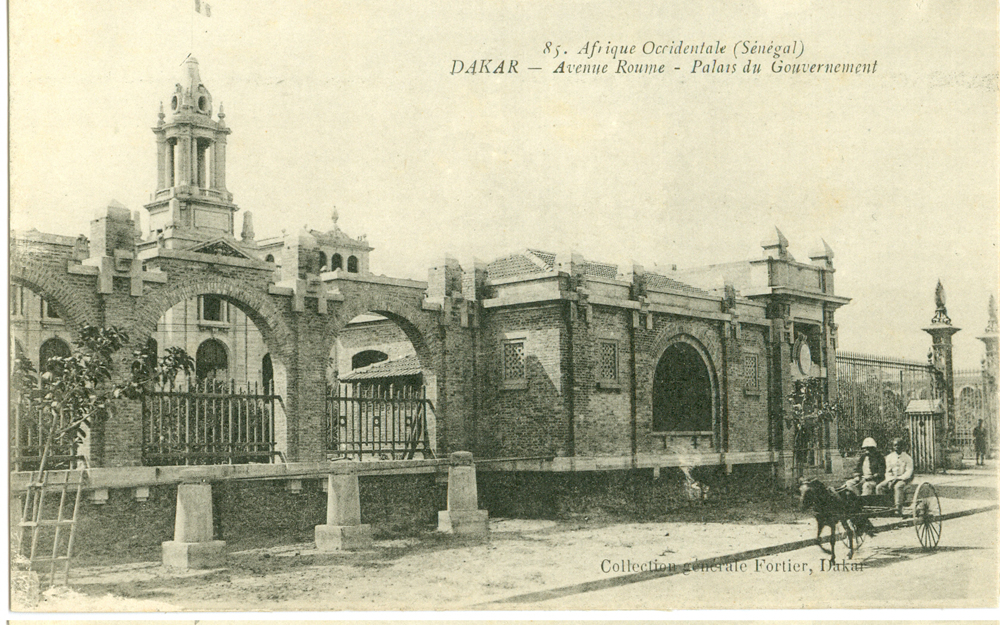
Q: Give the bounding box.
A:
[844,437,886,496]
[877,437,914,515]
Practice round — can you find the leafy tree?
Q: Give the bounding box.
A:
[11,326,194,470]
[786,377,838,475]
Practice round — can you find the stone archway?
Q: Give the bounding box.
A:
[9,259,102,335]
[325,291,445,457]
[650,335,718,435]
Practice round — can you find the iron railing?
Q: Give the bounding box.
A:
[9,397,80,472]
[835,351,937,454]
[141,379,281,465]
[325,383,434,460]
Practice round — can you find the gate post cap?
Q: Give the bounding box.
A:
[450,451,474,466]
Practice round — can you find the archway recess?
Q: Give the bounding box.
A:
[652,340,715,434]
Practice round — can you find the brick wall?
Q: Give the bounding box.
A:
[18,474,447,563]
[476,304,570,458]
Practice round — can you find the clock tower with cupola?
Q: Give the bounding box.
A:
[144,56,238,248]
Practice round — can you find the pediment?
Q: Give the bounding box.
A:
[188,238,256,260]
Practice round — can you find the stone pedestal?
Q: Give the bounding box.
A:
[314,472,372,551]
[437,451,489,536]
[162,473,226,569]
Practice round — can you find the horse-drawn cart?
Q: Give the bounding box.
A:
[843,481,942,550]
[800,478,943,562]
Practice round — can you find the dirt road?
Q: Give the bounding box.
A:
[26,495,997,612]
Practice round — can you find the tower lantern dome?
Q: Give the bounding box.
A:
[144,57,237,248]
[170,56,213,118]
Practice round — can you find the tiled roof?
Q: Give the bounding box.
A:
[645,272,710,296]
[487,251,551,280]
[581,261,618,280]
[341,354,421,381]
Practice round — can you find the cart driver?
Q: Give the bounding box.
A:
[877,437,914,515]
[844,437,885,497]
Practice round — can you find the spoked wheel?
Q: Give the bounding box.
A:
[912,481,942,550]
[841,519,866,551]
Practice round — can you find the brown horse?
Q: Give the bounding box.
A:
[799,479,867,562]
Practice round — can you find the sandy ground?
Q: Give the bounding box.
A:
[16,464,996,613]
[19,494,993,613]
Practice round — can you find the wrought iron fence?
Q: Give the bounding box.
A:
[141,379,281,465]
[835,351,937,454]
[325,383,434,460]
[9,397,80,472]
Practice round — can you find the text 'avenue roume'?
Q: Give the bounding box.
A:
[450,39,877,77]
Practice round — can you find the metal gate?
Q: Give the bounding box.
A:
[836,351,938,454]
[324,383,434,460]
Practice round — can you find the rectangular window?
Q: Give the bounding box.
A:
[501,339,526,389]
[598,340,619,387]
[743,353,760,392]
[41,298,60,320]
[11,286,24,317]
[199,295,228,323]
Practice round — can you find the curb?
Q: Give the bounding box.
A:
[479,504,998,606]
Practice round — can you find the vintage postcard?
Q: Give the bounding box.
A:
[7,0,998,613]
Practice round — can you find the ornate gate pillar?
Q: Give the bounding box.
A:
[924,281,960,469]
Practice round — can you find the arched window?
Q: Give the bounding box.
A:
[652,342,713,432]
[39,338,71,370]
[265,254,275,263]
[319,251,328,271]
[347,255,359,273]
[331,253,343,271]
[262,353,274,393]
[352,350,389,370]
[196,339,229,381]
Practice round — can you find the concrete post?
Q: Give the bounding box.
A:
[314,472,372,550]
[162,469,225,569]
[438,451,489,536]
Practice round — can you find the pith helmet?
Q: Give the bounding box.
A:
[861,437,878,449]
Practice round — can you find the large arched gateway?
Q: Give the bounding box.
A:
[652,339,716,438]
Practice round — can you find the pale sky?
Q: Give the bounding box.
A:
[8,0,998,368]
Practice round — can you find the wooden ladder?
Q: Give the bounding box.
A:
[16,459,87,588]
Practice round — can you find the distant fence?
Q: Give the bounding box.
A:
[324,383,434,460]
[835,351,937,454]
[955,368,998,454]
[141,379,281,466]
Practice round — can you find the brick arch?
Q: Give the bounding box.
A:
[9,257,101,334]
[327,293,442,377]
[648,331,721,434]
[134,277,294,362]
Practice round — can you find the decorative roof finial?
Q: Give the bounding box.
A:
[158,102,165,125]
[331,208,339,226]
[932,279,952,325]
[986,294,998,334]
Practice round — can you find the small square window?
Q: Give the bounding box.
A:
[743,353,760,391]
[41,298,61,320]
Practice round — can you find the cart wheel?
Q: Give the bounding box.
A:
[912,482,942,550]
[841,519,865,551]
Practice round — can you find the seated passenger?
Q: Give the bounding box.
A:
[844,437,885,497]
[877,437,914,515]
